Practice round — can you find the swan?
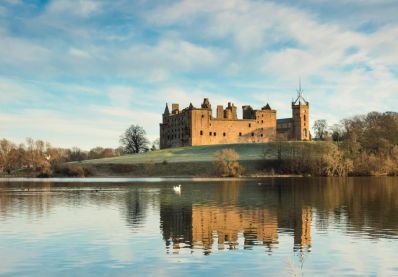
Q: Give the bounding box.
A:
[173,184,181,194]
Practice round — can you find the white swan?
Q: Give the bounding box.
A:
[173,184,181,194]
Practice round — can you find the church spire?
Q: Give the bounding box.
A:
[163,103,170,115]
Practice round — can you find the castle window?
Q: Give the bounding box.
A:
[251,133,254,137]
[209,132,212,136]
[249,123,251,128]
[214,132,217,136]
[202,115,204,118]
[261,120,264,123]
[200,130,203,135]
[261,134,264,137]
[304,114,307,121]
[223,132,226,137]
[239,132,242,136]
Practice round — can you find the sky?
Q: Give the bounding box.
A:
[0,0,398,149]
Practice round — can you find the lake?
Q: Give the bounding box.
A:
[0,177,397,276]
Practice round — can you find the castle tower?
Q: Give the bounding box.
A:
[292,80,310,141]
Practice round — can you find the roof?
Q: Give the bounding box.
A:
[277,118,293,124]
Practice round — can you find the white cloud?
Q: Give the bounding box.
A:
[69,47,91,59]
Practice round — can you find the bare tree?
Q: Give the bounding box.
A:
[313,120,328,141]
[120,125,149,154]
[151,138,160,151]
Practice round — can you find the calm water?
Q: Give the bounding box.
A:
[0,178,397,277]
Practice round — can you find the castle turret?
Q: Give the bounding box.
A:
[292,81,310,141]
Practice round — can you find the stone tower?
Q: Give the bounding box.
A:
[292,81,310,141]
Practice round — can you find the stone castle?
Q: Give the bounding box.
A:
[160,86,310,149]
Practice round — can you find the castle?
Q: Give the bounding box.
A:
[160,86,310,149]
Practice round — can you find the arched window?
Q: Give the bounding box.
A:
[304,128,307,137]
[223,132,226,137]
[200,130,203,136]
[304,114,306,121]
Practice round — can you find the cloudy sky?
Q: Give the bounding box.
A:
[0,0,397,149]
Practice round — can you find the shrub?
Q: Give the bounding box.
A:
[54,164,85,177]
[213,149,243,177]
[83,166,97,177]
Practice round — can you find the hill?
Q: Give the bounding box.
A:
[81,143,284,165]
[78,142,317,177]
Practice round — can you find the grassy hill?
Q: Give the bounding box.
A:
[81,143,281,165]
[78,142,318,177]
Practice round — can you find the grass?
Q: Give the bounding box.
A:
[81,142,312,165]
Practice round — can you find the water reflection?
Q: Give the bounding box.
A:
[0,177,397,260]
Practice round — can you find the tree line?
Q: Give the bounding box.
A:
[0,124,157,177]
[281,111,398,176]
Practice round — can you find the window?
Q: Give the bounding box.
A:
[252,133,254,137]
[261,120,264,123]
[209,132,212,136]
[304,114,306,121]
[214,132,217,136]
[249,123,251,128]
[223,132,226,137]
[304,128,307,137]
[200,130,203,135]
[261,134,264,137]
[239,132,242,136]
[202,115,204,118]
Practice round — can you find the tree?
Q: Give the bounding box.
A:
[213,149,243,177]
[330,124,345,142]
[120,125,149,154]
[151,138,160,151]
[313,120,328,140]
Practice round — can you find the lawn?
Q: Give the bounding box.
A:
[81,142,312,165]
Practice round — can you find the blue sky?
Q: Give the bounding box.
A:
[1,0,398,149]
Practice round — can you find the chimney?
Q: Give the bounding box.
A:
[217,105,224,119]
[171,103,179,114]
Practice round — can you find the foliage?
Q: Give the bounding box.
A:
[120,125,150,154]
[213,149,243,177]
[54,164,85,177]
[313,119,328,140]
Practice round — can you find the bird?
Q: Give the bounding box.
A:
[173,184,181,194]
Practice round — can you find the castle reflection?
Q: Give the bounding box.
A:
[158,178,398,255]
[159,181,314,255]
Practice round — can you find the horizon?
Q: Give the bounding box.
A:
[1,0,398,149]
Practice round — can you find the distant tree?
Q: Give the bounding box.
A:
[0,139,17,174]
[330,124,345,142]
[151,138,160,151]
[313,120,328,141]
[70,147,88,161]
[120,125,149,154]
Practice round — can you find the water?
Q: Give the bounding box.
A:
[0,177,397,277]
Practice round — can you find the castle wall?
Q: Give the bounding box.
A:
[160,109,192,149]
[190,109,276,146]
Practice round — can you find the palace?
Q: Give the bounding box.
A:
[160,86,310,149]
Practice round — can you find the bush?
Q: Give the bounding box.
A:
[213,149,243,177]
[54,164,85,177]
[83,166,97,177]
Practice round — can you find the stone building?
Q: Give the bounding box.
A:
[160,87,310,149]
